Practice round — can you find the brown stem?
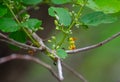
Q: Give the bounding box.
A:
[66,32,120,54]
[0,54,62,82]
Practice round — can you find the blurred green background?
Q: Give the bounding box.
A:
[1,4,120,82]
[20,6,120,82]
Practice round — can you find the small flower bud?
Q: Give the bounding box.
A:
[48,40,52,42]
[51,36,56,40]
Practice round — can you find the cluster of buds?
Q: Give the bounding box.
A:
[68,37,76,50]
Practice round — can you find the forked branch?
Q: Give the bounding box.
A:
[0,31,120,82]
[0,54,62,82]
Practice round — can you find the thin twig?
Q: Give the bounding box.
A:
[57,59,64,80]
[62,62,88,82]
[16,6,33,18]
[0,32,64,81]
[0,33,42,51]
[66,32,120,54]
[1,31,120,81]
[30,31,64,81]
[0,54,62,82]
[30,30,46,48]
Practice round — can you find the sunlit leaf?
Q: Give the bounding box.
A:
[87,0,120,13]
[22,18,42,31]
[48,7,72,26]
[80,12,117,26]
[76,0,85,5]
[51,0,71,4]
[22,0,42,5]
[0,18,20,32]
[95,0,120,13]
[56,49,68,59]
[86,0,100,11]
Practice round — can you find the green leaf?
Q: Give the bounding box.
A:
[80,12,117,26]
[0,4,7,17]
[22,0,42,5]
[76,0,85,5]
[86,0,100,11]
[9,30,27,43]
[87,0,120,13]
[95,0,120,13]
[48,7,72,26]
[22,18,42,31]
[0,18,20,32]
[56,49,68,59]
[9,30,27,50]
[51,0,71,4]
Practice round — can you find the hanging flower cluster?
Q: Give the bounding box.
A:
[68,37,76,50]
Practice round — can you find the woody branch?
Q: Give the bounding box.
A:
[0,31,120,82]
[0,32,88,82]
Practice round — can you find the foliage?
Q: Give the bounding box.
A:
[0,0,120,64]
[0,17,20,32]
[21,0,43,5]
[0,0,119,58]
[48,7,72,26]
[80,12,117,26]
[51,0,71,4]
[9,30,27,43]
[0,5,7,16]
[56,49,68,59]
[86,0,120,13]
[0,1,120,81]
[22,18,42,31]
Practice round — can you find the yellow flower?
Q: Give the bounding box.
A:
[68,44,76,50]
[68,37,76,50]
[69,37,76,41]
[70,40,75,44]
